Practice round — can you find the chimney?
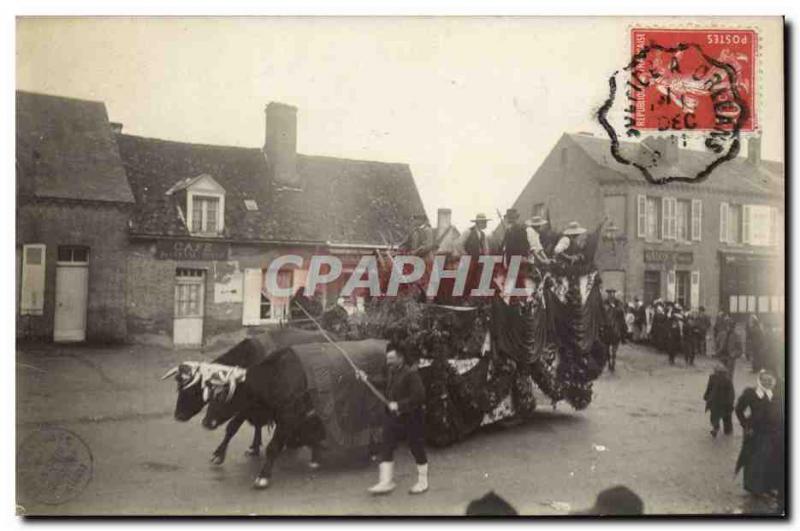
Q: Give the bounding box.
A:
[110,122,123,134]
[641,135,679,166]
[436,208,452,237]
[748,137,761,165]
[264,102,299,187]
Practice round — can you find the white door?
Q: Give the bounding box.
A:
[54,248,89,342]
[174,268,205,346]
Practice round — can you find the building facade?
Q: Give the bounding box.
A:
[510,133,784,323]
[17,93,427,346]
[117,102,426,347]
[16,92,135,342]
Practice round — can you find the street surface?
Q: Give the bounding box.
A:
[16,339,775,516]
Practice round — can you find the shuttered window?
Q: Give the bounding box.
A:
[637,195,647,238]
[742,205,752,244]
[690,271,700,310]
[20,244,46,315]
[691,199,702,241]
[662,197,676,240]
[719,202,729,243]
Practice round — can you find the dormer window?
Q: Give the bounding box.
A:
[191,195,221,233]
[166,174,226,236]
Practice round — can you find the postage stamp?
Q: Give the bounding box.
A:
[597,27,759,184]
[630,28,757,133]
[17,427,93,506]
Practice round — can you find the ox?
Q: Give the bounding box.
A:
[161,327,327,465]
[203,339,387,489]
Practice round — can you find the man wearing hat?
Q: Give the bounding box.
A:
[499,208,532,269]
[528,214,560,258]
[668,304,686,366]
[400,212,435,258]
[553,221,588,264]
[603,288,626,372]
[526,215,554,265]
[459,213,491,259]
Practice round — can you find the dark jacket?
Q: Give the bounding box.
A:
[386,364,426,415]
[716,326,744,360]
[703,369,735,413]
[500,224,530,263]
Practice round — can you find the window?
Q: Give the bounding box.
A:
[676,200,690,242]
[531,202,545,218]
[637,195,647,238]
[645,197,660,241]
[691,199,702,241]
[190,195,220,234]
[57,246,89,263]
[244,199,259,212]
[720,202,729,242]
[675,271,690,308]
[728,204,742,244]
[662,197,677,240]
[20,244,46,315]
[174,268,205,318]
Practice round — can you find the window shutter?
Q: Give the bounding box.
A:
[242,268,263,325]
[719,202,729,243]
[742,205,752,244]
[20,244,46,315]
[666,270,676,302]
[690,271,700,311]
[691,199,702,241]
[637,195,646,238]
[661,197,669,240]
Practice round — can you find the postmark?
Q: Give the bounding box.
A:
[17,427,93,505]
[597,27,758,185]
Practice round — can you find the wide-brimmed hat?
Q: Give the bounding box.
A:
[563,221,587,236]
[527,215,548,227]
[504,208,520,220]
[471,213,490,223]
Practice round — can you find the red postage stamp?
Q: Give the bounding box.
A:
[629,28,757,133]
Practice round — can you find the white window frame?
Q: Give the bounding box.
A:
[675,199,690,242]
[645,196,659,242]
[187,190,225,235]
[742,204,752,245]
[20,243,46,316]
[691,199,702,241]
[662,197,676,240]
[637,194,647,238]
[690,270,700,311]
[719,202,729,243]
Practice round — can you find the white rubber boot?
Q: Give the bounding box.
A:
[409,464,429,494]
[367,461,396,495]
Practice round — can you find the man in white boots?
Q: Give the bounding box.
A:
[358,342,428,495]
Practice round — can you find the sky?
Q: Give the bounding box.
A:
[16,17,784,231]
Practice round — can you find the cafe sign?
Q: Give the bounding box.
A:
[644,249,693,265]
[156,240,229,261]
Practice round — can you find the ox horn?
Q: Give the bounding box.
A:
[226,373,237,403]
[161,366,179,380]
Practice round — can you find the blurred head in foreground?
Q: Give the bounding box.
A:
[465,491,518,516]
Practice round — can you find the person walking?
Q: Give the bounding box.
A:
[363,343,429,495]
[602,289,626,373]
[703,362,735,437]
[666,305,684,366]
[716,318,744,378]
[735,369,784,507]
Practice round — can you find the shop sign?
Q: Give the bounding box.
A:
[156,240,229,261]
[643,249,693,265]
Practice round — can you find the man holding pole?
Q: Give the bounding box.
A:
[359,342,429,495]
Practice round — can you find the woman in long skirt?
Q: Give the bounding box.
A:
[734,369,784,507]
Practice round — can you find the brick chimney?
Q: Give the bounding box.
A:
[641,135,679,166]
[748,136,761,165]
[264,102,299,187]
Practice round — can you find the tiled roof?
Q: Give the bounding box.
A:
[16,91,134,203]
[117,134,425,245]
[566,133,784,197]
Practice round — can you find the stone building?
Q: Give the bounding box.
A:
[509,132,784,322]
[118,102,426,346]
[16,91,135,342]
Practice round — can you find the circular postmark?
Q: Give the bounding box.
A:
[597,28,757,185]
[17,427,93,505]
